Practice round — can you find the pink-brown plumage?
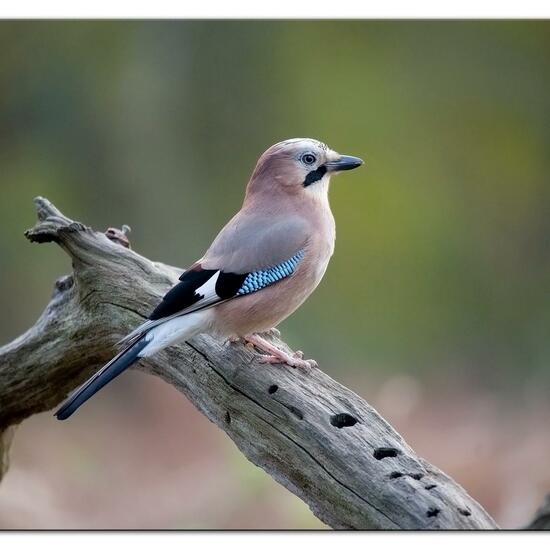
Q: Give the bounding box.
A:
[55,138,362,419]
[211,191,336,338]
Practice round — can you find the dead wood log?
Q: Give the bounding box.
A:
[0,197,499,529]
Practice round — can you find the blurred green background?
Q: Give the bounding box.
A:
[0,21,549,529]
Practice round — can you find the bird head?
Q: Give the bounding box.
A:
[246,138,363,201]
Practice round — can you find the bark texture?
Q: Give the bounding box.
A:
[0,197,500,529]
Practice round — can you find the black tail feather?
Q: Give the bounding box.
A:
[55,337,149,421]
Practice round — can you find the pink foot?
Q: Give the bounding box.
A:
[244,334,318,370]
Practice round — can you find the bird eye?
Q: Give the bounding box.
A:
[301,153,317,165]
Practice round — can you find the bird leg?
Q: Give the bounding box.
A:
[243,333,318,370]
[226,327,279,345]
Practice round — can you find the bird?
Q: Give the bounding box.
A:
[55,138,363,420]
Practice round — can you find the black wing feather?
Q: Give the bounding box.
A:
[149,268,217,320]
[149,268,248,321]
[215,271,248,299]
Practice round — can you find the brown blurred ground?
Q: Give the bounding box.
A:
[1,369,548,529]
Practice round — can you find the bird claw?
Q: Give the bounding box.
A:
[258,353,317,370]
[301,358,318,369]
[243,333,317,370]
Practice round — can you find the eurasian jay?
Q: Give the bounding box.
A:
[55,138,363,420]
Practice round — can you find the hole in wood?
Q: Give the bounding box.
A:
[224,412,231,424]
[285,404,303,420]
[55,275,74,292]
[373,447,399,460]
[330,413,358,428]
[268,384,278,394]
[459,508,471,517]
[390,472,423,481]
[426,507,440,518]
[425,484,437,491]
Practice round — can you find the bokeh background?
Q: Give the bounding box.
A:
[0,20,549,529]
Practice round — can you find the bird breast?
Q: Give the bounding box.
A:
[212,211,335,338]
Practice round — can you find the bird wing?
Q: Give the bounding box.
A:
[202,211,310,273]
[119,212,310,345]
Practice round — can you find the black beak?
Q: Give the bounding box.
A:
[325,155,364,173]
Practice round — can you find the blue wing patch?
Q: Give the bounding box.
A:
[120,249,306,347]
[237,250,305,295]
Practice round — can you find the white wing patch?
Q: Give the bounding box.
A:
[194,271,220,304]
[119,270,225,346]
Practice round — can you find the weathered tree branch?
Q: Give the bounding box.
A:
[0,197,499,529]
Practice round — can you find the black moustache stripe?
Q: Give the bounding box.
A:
[303,165,327,187]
